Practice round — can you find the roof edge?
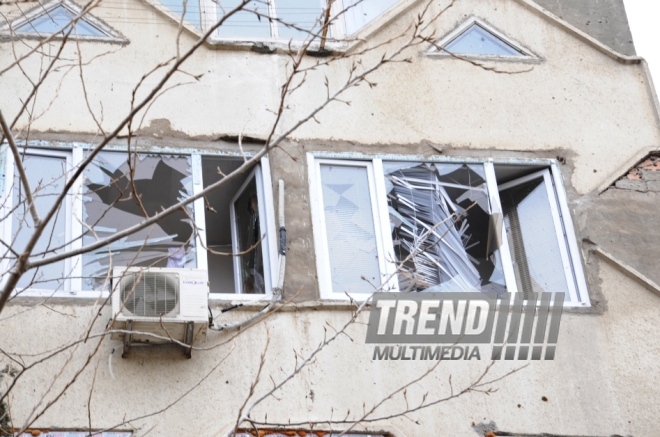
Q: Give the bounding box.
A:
[517,0,640,64]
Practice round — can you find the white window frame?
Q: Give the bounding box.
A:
[227,164,277,298]
[308,153,590,307]
[498,168,581,304]
[1,148,74,296]
[200,0,337,43]
[427,16,539,61]
[165,0,405,46]
[308,157,399,300]
[0,0,128,44]
[0,144,277,301]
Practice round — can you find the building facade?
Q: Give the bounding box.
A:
[0,0,659,435]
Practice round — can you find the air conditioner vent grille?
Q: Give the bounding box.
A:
[120,272,180,317]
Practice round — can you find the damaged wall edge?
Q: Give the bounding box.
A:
[596,145,660,194]
[590,245,660,298]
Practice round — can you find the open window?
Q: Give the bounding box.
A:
[309,156,588,306]
[199,156,277,298]
[499,169,583,303]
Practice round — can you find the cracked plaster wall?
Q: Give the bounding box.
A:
[1,0,658,195]
[531,0,636,56]
[0,259,658,436]
[581,154,660,286]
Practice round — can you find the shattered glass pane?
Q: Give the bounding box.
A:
[500,174,571,301]
[12,154,68,290]
[320,164,382,293]
[232,175,265,294]
[383,162,506,295]
[82,152,196,290]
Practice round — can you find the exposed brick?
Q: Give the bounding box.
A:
[646,180,660,191]
[615,179,648,191]
[641,169,660,181]
[639,158,660,170]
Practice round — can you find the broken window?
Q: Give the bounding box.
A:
[384,162,506,296]
[83,152,196,290]
[310,157,588,305]
[1,145,276,299]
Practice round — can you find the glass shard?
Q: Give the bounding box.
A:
[384,162,506,295]
[82,152,196,290]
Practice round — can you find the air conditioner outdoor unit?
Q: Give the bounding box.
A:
[111,267,209,357]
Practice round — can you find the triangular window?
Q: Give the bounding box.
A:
[445,23,524,56]
[16,5,105,36]
[431,17,534,59]
[3,0,126,42]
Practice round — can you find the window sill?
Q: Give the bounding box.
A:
[422,52,544,64]
[203,38,344,56]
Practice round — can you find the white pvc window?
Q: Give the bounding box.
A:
[162,0,399,42]
[2,0,127,42]
[309,158,398,299]
[308,155,589,306]
[2,149,72,293]
[499,169,582,303]
[0,146,276,300]
[430,16,536,60]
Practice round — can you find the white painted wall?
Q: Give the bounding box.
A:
[1,0,658,194]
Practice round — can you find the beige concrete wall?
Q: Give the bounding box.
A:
[1,0,659,194]
[0,260,658,436]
